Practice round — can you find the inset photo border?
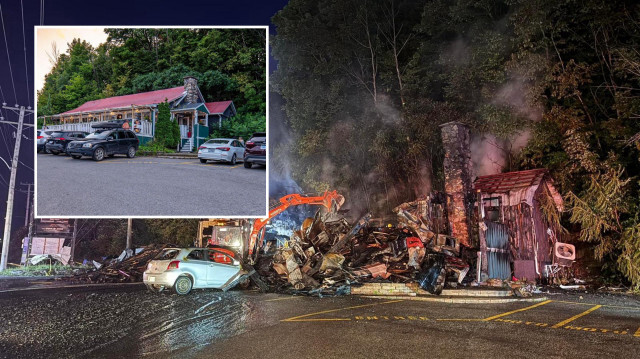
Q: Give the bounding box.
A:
[34,26,268,218]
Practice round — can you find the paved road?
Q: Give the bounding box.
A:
[36,154,267,216]
[0,284,638,358]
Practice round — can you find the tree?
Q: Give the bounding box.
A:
[154,101,179,149]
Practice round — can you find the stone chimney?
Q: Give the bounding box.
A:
[440,121,474,246]
[183,76,199,104]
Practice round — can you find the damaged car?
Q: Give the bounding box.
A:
[143,247,248,295]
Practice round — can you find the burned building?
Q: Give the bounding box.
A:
[473,169,564,281]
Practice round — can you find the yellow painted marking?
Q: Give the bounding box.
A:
[264,296,302,302]
[554,300,640,311]
[29,281,54,285]
[281,300,403,322]
[551,305,601,329]
[484,300,553,321]
[230,165,241,169]
[634,327,640,337]
[436,318,484,322]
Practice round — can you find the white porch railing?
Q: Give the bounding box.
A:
[45,120,154,136]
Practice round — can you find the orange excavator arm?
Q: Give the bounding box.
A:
[246,190,345,263]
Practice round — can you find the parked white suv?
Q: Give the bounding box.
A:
[143,247,247,295]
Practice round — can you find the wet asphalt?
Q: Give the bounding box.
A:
[36,154,267,216]
[0,284,639,359]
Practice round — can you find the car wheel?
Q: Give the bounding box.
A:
[199,158,207,164]
[173,276,192,295]
[230,154,237,165]
[51,151,59,155]
[71,155,81,159]
[127,146,136,158]
[244,161,252,169]
[92,147,105,161]
[45,147,51,154]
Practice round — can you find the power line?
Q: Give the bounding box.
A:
[20,0,30,106]
[40,0,44,26]
[0,4,18,105]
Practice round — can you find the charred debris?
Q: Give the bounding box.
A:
[255,196,472,296]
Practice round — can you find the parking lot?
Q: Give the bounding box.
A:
[0,284,638,359]
[36,154,267,216]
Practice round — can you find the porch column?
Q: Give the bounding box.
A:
[218,115,222,129]
[194,110,198,148]
[205,113,209,127]
[152,108,156,137]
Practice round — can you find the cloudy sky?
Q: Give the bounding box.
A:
[35,27,107,92]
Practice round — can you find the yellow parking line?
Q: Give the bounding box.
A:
[551,305,601,329]
[633,326,640,337]
[484,300,553,321]
[265,296,302,302]
[437,318,485,322]
[281,300,403,322]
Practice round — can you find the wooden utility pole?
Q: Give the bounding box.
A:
[126,218,132,250]
[0,104,34,271]
[70,219,78,263]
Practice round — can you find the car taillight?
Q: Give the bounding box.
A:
[37,136,43,139]
[57,137,65,140]
[245,141,255,148]
[198,146,205,150]
[216,147,230,151]
[167,261,179,270]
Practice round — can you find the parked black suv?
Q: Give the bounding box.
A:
[66,122,139,161]
[44,131,89,155]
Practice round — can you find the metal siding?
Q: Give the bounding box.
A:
[486,221,511,280]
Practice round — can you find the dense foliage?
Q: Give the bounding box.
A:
[37,28,266,118]
[272,0,640,286]
[154,101,180,148]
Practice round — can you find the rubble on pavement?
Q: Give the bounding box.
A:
[61,244,172,284]
[255,196,472,296]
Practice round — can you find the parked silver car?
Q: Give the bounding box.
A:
[198,138,245,165]
[143,247,246,295]
[37,130,55,153]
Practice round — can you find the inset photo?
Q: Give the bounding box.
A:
[35,26,267,217]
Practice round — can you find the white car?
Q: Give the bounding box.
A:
[198,138,245,165]
[143,247,247,295]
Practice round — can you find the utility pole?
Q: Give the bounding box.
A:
[21,182,31,227]
[70,219,78,264]
[126,218,132,250]
[18,182,33,266]
[0,104,34,271]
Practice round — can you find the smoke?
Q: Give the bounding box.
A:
[268,91,302,197]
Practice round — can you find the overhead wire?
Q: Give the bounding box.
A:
[0,3,18,105]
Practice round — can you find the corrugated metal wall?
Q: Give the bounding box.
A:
[486,221,511,280]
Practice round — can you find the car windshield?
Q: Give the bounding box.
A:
[205,139,230,145]
[250,137,266,143]
[155,249,181,260]
[50,132,66,137]
[86,130,111,139]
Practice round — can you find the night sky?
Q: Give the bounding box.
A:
[0,0,289,234]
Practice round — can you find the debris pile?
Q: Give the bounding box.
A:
[256,197,470,296]
[63,244,171,284]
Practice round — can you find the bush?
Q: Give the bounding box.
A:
[154,101,180,148]
[209,112,265,141]
[139,141,176,154]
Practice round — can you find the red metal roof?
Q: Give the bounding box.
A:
[205,101,233,114]
[474,169,548,193]
[59,86,185,115]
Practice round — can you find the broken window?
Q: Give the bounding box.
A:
[483,197,502,223]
